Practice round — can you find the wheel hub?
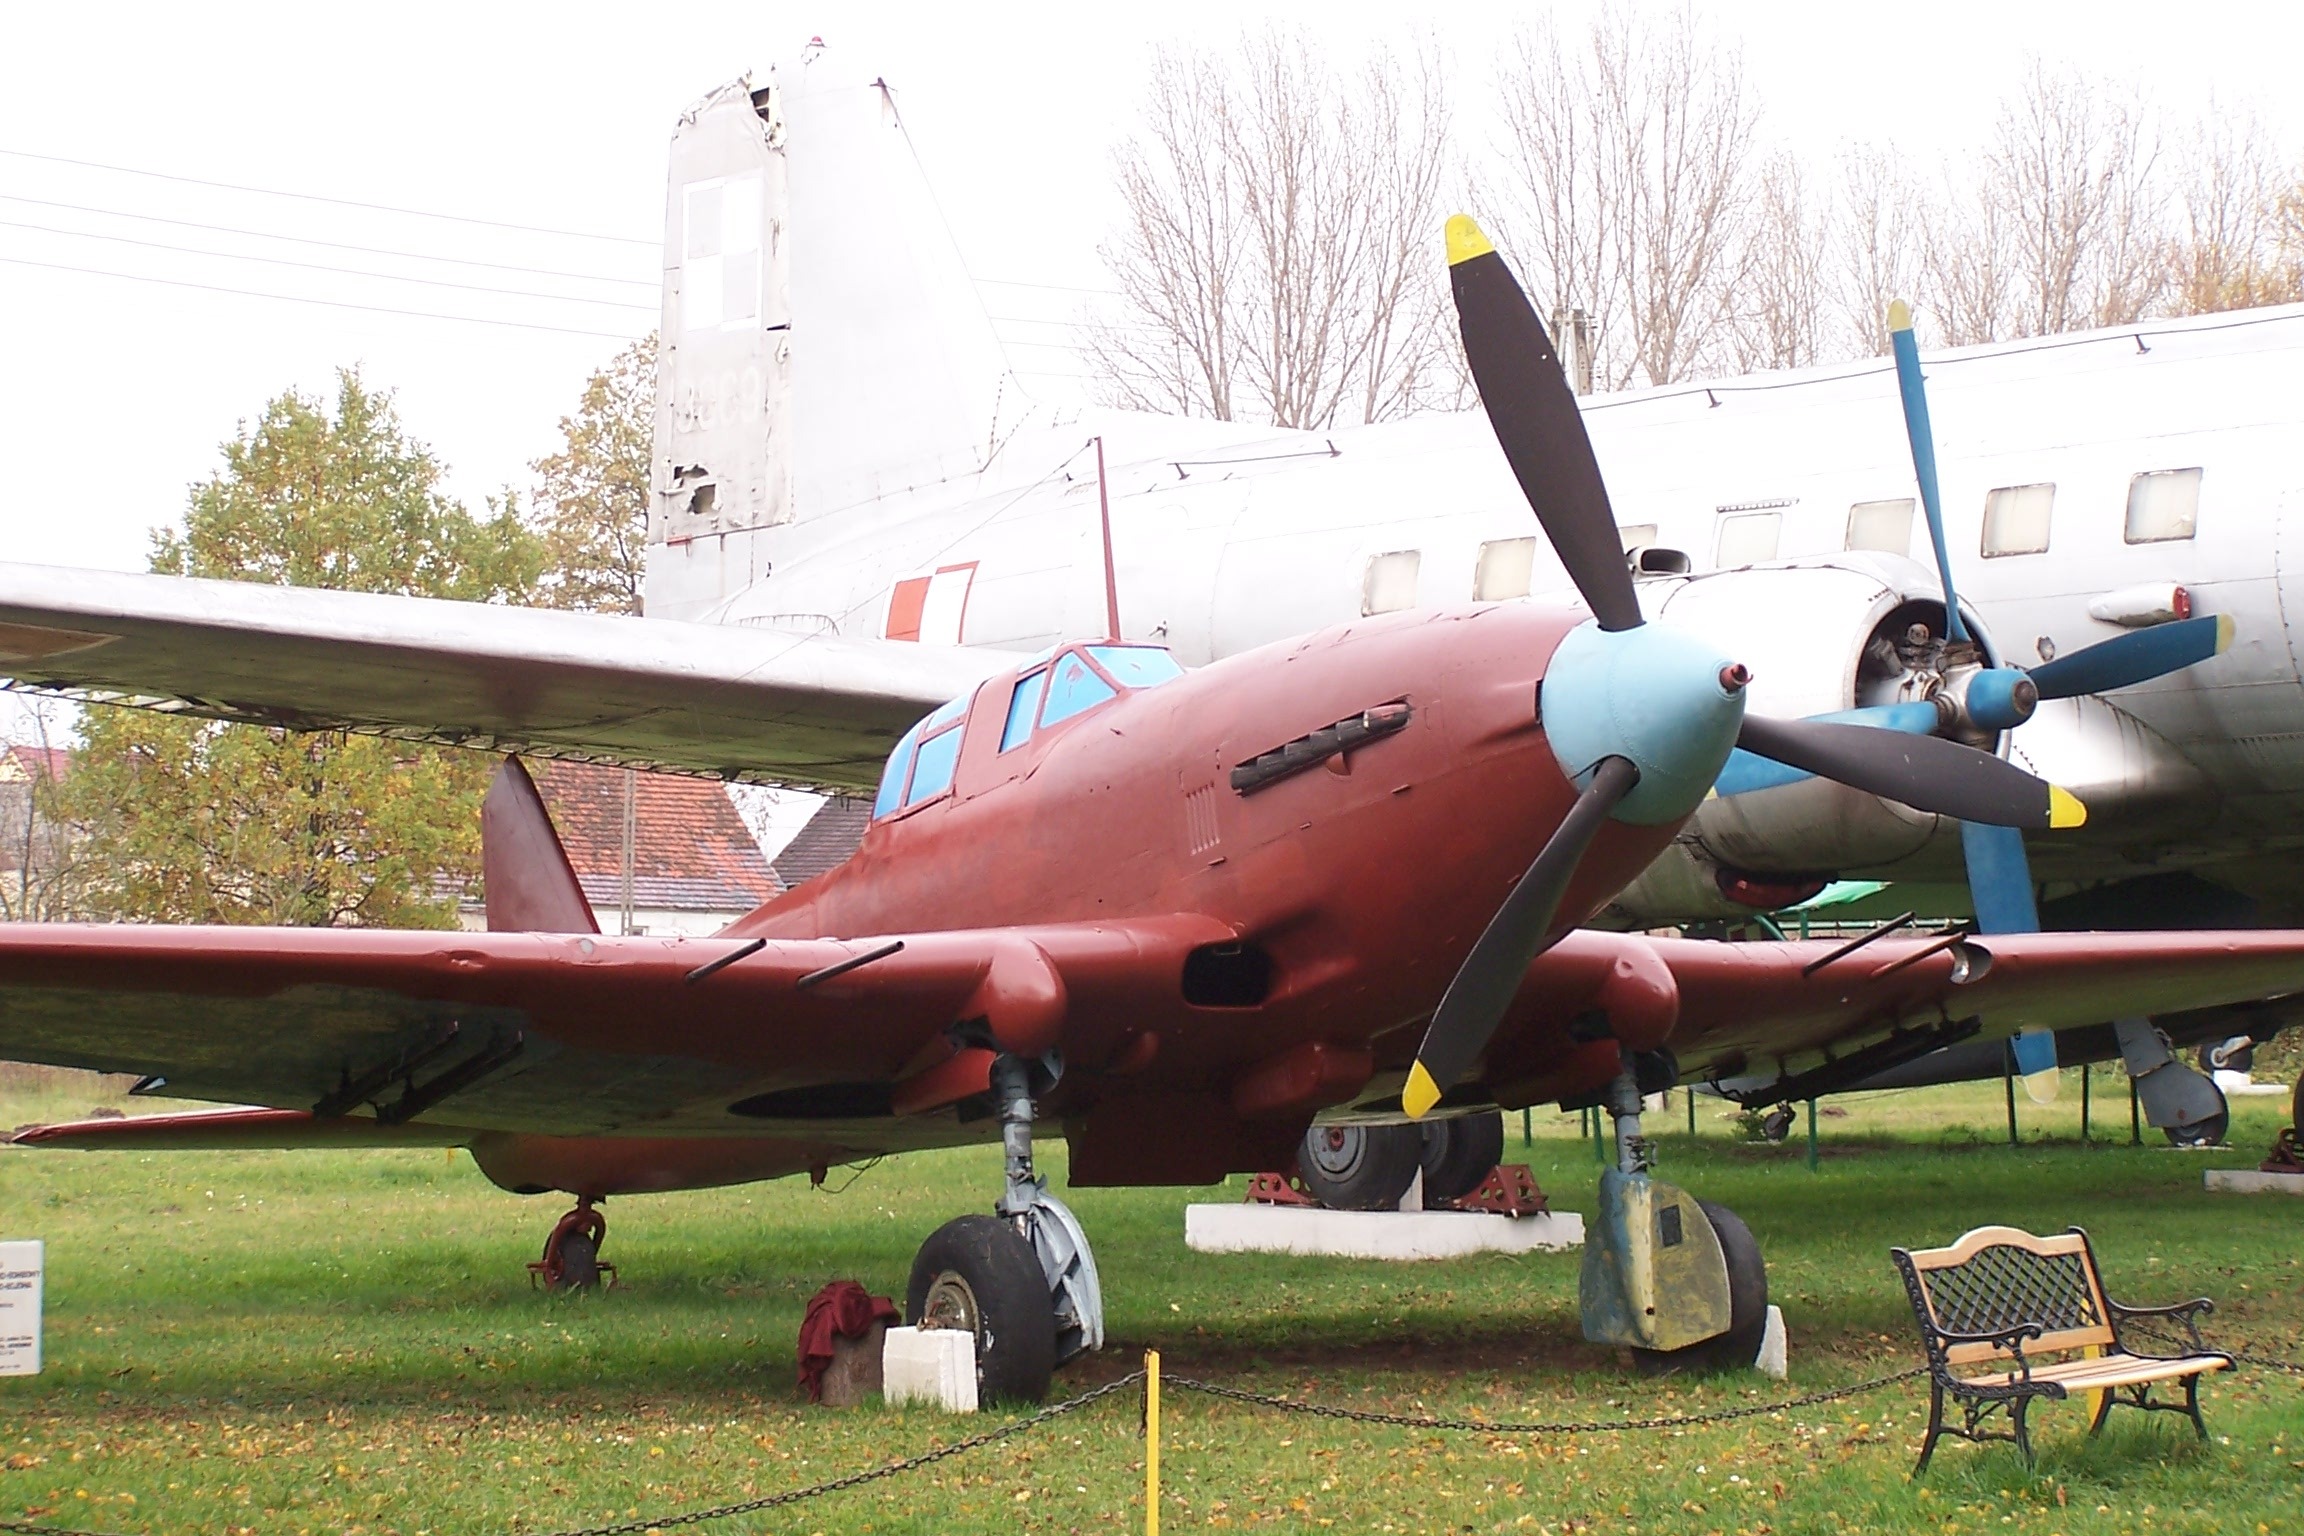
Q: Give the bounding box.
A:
[1307,1125,1367,1179]
[920,1270,981,1335]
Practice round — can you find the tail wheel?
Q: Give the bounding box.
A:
[1420,1112,1506,1203]
[906,1214,1056,1405]
[1295,1124,1422,1210]
[532,1199,611,1292]
[1632,1201,1769,1376]
[2163,1082,2231,1147]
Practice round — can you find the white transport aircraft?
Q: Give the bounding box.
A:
[1,48,2297,1136]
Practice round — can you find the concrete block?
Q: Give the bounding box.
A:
[881,1325,977,1413]
[1756,1304,1787,1379]
[817,1320,887,1407]
[2205,1168,2304,1196]
[1185,1203,1582,1261]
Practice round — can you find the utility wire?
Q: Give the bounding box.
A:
[0,217,657,310]
[0,254,641,340]
[0,146,654,246]
[0,191,655,287]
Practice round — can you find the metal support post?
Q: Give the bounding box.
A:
[2130,1070,2142,1145]
[1521,1107,1532,1148]
[1806,1098,1820,1172]
[2004,1042,2020,1147]
[1687,1086,1697,1136]
[990,1053,1040,1217]
[2080,1063,2091,1143]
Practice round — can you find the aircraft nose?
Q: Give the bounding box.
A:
[1538,621,1750,826]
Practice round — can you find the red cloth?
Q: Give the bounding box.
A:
[797,1279,901,1401]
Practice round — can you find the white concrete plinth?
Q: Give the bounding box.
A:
[2213,1071,2292,1097]
[1755,1304,1787,1380]
[881,1325,976,1412]
[2205,1168,2304,1196]
[1185,1203,1583,1260]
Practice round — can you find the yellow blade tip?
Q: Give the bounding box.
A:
[1887,298,1913,334]
[1446,215,1495,267]
[2214,612,2235,653]
[1402,1060,1442,1120]
[2049,785,2087,829]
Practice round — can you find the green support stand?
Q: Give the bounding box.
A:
[1521,1107,1533,1148]
[1805,1097,1819,1172]
[2080,1063,2091,1143]
[2004,1042,2020,1147]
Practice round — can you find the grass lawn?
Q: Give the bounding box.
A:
[1,1067,2298,1536]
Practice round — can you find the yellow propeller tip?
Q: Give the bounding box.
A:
[2214,612,2235,653]
[1887,298,1914,333]
[2049,785,2087,829]
[1402,1061,1442,1120]
[1446,215,1495,267]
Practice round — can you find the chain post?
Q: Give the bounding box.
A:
[1145,1349,1161,1536]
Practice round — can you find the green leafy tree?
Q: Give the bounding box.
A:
[61,371,543,928]
[530,334,655,614]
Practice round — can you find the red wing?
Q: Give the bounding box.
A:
[1507,928,2304,1090]
[0,917,1225,1138]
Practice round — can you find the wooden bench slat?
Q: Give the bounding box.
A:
[1960,1354,2230,1392]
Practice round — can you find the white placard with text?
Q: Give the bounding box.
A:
[0,1240,43,1375]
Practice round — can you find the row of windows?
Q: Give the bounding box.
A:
[873,645,1186,819]
[1361,467,2205,614]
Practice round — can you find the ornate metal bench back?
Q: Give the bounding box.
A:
[1894,1225,2115,1367]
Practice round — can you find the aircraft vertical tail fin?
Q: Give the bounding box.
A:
[481,758,599,935]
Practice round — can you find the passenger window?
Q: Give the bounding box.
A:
[873,728,919,818]
[1001,669,1047,752]
[1714,511,1781,566]
[1087,646,1185,687]
[1039,652,1117,728]
[1474,537,1537,600]
[1846,498,1915,555]
[2126,468,2201,543]
[1981,483,2054,556]
[1362,550,1421,614]
[904,725,963,806]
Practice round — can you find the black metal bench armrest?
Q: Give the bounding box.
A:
[1927,1323,2054,1389]
[2107,1296,2214,1355]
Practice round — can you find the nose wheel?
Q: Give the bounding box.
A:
[529,1197,616,1292]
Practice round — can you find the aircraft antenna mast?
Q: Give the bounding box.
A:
[1094,435,1122,641]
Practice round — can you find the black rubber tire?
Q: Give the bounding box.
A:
[906,1215,1056,1405]
[550,1229,600,1293]
[1295,1124,1422,1211]
[1420,1112,1506,1203]
[2197,1037,2255,1075]
[1632,1200,1769,1376]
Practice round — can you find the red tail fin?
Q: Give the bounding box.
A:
[481,758,599,934]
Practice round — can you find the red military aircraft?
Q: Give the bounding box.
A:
[11,219,2304,1399]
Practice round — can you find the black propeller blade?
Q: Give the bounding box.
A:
[1735,714,2085,831]
[1403,756,1639,1118]
[1447,217,1644,633]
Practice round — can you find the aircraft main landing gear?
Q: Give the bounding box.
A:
[1579,1053,1768,1374]
[530,1197,615,1292]
[906,1052,1103,1403]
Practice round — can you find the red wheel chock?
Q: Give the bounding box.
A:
[1242,1171,1319,1206]
[1449,1164,1550,1217]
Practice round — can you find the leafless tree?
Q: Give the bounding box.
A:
[1090,33,1457,428]
[1492,3,1760,388]
[1829,146,1929,355]
[2163,105,2304,314]
[1728,152,1828,372]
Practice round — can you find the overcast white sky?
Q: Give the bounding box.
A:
[2,0,2300,579]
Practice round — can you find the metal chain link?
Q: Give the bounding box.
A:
[1166,1364,1928,1434]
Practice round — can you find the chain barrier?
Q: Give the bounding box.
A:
[4,1337,2297,1536]
[1167,1364,1928,1434]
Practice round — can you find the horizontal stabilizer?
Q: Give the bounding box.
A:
[483,758,599,934]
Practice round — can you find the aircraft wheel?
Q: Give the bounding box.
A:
[1296,1124,1421,1210]
[534,1199,609,1292]
[1632,1201,1769,1376]
[907,1215,1056,1404]
[1420,1112,1506,1203]
[2163,1082,2231,1147]
[2197,1036,2255,1075]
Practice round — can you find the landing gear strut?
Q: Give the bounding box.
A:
[529,1197,615,1292]
[1579,1053,1767,1373]
[906,1052,1103,1403]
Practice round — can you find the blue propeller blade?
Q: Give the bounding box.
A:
[1711,701,1938,799]
[2027,614,2234,700]
[1959,821,2041,933]
[1889,302,1967,643]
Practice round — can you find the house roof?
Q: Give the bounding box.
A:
[530,761,781,913]
[1,745,69,782]
[770,795,872,889]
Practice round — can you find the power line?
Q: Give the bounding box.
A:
[0,191,655,287]
[0,253,641,340]
[0,217,658,310]
[0,146,655,247]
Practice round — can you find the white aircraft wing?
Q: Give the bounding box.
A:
[0,562,1024,790]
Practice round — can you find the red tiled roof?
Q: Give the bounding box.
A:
[3,745,69,781]
[770,795,872,889]
[531,761,781,913]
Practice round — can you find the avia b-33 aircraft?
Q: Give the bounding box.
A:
[11,222,2304,1401]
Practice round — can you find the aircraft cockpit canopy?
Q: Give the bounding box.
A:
[872,644,1185,819]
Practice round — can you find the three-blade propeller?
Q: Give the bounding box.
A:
[1401,220,2086,1119]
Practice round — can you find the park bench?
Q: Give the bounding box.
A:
[1889,1224,2231,1474]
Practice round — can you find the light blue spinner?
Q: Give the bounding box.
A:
[1540,620,1749,826]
